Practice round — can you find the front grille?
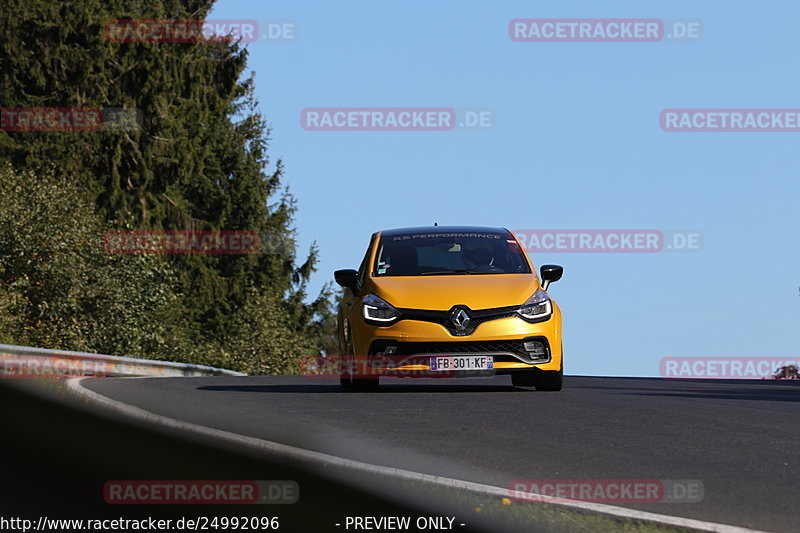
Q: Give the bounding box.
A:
[368,338,550,364]
[397,305,519,336]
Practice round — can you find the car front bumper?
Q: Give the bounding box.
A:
[349,313,562,377]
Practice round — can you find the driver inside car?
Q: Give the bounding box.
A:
[463,248,499,273]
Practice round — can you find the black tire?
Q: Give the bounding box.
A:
[352,376,380,390]
[340,331,379,390]
[340,332,354,389]
[352,346,379,391]
[339,368,352,389]
[511,371,537,387]
[534,368,563,391]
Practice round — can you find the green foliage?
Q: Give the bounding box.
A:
[0,164,178,354]
[0,0,337,372]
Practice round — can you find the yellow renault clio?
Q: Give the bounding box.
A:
[334,226,563,391]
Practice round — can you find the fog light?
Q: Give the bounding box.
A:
[523,341,545,356]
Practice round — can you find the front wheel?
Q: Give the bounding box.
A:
[339,329,354,389]
[511,367,563,391]
[339,335,379,391]
[339,366,353,389]
[511,371,537,387]
[352,375,379,390]
[534,368,563,391]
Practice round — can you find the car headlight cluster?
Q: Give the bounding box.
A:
[517,289,552,322]
[362,291,551,326]
[362,294,401,325]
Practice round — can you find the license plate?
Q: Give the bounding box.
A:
[429,355,494,371]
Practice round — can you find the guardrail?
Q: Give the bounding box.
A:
[0,343,245,378]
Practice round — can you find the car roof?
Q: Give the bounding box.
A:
[378,226,512,237]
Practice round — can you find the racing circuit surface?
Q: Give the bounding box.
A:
[82,375,800,533]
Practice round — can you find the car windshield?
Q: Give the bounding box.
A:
[374,232,531,276]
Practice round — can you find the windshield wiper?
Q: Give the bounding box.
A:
[420,269,479,275]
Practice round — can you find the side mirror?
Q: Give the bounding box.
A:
[334,269,359,292]
[540,264,563,291]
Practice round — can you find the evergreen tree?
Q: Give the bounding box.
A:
[0,0,334,372]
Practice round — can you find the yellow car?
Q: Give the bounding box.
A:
[334,226,563,391]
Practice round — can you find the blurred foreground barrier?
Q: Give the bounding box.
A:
[0,343,245,378]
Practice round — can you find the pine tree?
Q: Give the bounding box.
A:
[0,0,334,372]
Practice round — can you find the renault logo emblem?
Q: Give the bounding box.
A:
[451,308,471,331]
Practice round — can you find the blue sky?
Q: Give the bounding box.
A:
[209,1,800,377]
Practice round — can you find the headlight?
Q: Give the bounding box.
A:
[518,289,552,321]
[362,294,400,324]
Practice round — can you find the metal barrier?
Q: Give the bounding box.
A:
[0,343,245,378]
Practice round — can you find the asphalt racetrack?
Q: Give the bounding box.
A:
[83,375,800,532]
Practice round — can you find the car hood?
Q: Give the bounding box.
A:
[370,274,540,310]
